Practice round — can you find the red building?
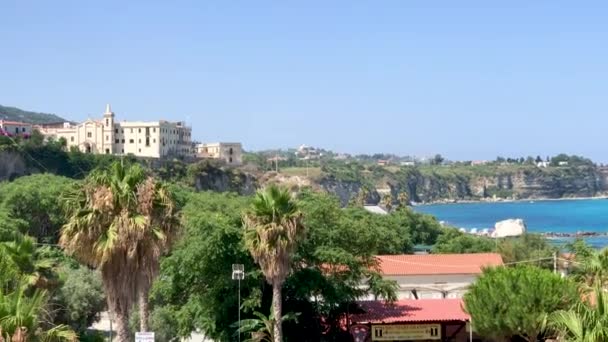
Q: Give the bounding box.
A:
[350,299,482,342]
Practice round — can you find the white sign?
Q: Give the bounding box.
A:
[371,324,441,341]
[135,332,155,342]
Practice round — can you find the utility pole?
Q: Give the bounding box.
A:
[275,152,279,172]
[232,264,245,342]
[553,251,558,274]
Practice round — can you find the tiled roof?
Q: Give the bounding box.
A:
[353,299,470,323]
[376,253,503,276]
[0,120,31,126]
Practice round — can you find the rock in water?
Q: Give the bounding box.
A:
[492,219,527,238]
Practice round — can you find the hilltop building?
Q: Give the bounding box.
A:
[0,120,33,137]
[195,142,242,165]
[38,105,192,158]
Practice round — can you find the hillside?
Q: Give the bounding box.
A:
[0,104,67,124]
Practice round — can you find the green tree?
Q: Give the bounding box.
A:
[396,191,409,208]
[52,265,105,334]
[551,285,608,342]
[464,265,578,342]
[60,162,179,341]
[432,228,495,254]
[0,174,75,242]
[243,185,306,342]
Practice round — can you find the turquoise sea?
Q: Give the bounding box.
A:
[413,199,608,248]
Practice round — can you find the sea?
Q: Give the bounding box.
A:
[413,199,608,248]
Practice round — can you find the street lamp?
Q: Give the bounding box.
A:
[232,264,245,342]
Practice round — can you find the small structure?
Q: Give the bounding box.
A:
[350,299,474,341]
[364,205,388,215]
[195,142,242,165]
[0,120,33,137]
[558,161,569,166]
[537,161,549,168]
[491,218,526,238]
[365,253,503,300]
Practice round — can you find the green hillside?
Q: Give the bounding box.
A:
[0,104,67,124]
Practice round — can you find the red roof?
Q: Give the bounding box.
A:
[377,253,503,276]
[353,299,469,323]
[0,120,31,126]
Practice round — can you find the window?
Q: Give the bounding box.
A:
[105,119,109,126]
[138,128,141,133]
[138,149,141,153]
[122,139,125,143]
[70,137,74,142]
[115,128,118,133]
[22,127,26,132]
[115,139,119,144]
[153,139,156,143]
[146,127,150,135]
[138,139,141,143]
[121,149,124,153]
[105,148,110,154]
[145,138,150,147]
[153,128,156,133]
[130,128,133,133]
[87,132,92,138]
[121,129,124,133]
[106,135,109,141]
[129,139,134,144]
[229,157,233,163]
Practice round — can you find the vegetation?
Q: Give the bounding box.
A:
[464,265,579,342]
[60,162,180,341]
[242,185,306,342]
[0,104,67,124]
[552,285,608,342]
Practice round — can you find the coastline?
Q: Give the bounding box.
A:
[414,194,608,206]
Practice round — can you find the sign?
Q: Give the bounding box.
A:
[135,332,155,342]
[371,324,441,341]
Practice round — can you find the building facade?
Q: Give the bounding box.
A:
[38,105,192,158]
[195,142,242,165]
[0,120,33,137]
[361,253,504,300]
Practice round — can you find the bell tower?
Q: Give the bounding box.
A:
[103,104,115,154]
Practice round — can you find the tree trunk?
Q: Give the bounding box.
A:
[272,282,283,342]
[139,289,150,332]
[114,310,131,342]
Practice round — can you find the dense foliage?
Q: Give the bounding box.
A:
[464,265,579,342]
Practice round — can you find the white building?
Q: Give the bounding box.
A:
[38,105,192,158]
[0,120,33,137]
[362,253,503,300]
[195,142,242,165]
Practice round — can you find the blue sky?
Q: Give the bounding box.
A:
[1,1,607,161]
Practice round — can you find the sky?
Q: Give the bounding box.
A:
[1,1,608,161]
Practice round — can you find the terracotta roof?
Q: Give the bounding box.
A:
[376,253,503,276]
[0,120,31,126]
[353,299,470,323]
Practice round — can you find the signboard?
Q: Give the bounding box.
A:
[135,332,155,342]
[371,324,441,341]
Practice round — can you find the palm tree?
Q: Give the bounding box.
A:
[0,281,76,342]
[234,311,299,342]
[381,193,393,212]
[397,191,410,209]
[242,185,305,342]
[552,285,608,341]
[576,248,608,288]
[60,162,179,341]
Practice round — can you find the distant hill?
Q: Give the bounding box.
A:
[0,104,68,124]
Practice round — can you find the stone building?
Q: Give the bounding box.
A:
[38,105,192,158]
[195,142,242,165]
